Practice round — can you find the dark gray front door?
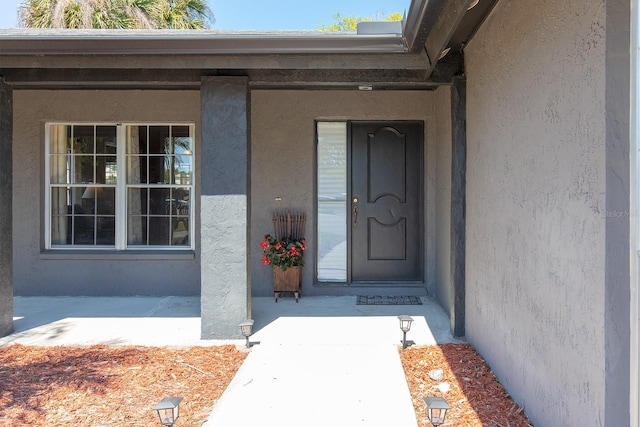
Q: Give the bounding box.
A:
[350,122,423,282]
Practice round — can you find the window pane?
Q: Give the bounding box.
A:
[73,126,94,154]
[126,155,146,184]
[51,187,70,215]
[73,215,95,245]
[172,125,190,138]
[95,156,117,184]
[149,126,170,155]
[67,200,78,214]
[173,155,192,184]
[127,125,148,155]
[73,155,95,184]
[97,216,115,245]
[172,188,190,215]
[50,125,71,154]
[50,156,70,184]
[81,186,103,214]
[96,126,117,155]
[96,187,115,215]
[51,215,70,245]
[148,217,170,245]
[127,188,148,215]
[51,187,70,246]
[172,126,192,155]
[127,216,147,245]
[317,122,347,282]
[104,161,118,184]
[149,188,170,215]
[171,217,189,246]
[149,155,170,184]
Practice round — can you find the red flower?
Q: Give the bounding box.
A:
[259,234,306,269]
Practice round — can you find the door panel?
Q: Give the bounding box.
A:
[350,122,423,282]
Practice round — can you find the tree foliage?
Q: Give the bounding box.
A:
[19,0,214,29]
[318,12,403,32]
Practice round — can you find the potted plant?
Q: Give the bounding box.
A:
[260,234,307,302]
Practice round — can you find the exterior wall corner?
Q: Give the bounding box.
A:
[0,78,14,337]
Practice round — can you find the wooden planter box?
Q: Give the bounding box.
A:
[273,266,301,302]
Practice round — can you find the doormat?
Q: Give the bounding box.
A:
[357,296,423,305]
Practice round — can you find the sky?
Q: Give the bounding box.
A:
[0,0,410,30]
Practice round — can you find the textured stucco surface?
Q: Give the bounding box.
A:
[0,80,13,336]
[465,0,611,425]
[603,0,630,423]
[200,77,249,339]
[434,86,451,314]
[250,90,442,297]
[12,90,201,296]
[449,77,466,337]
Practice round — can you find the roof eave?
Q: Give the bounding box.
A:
[0,29,408,55]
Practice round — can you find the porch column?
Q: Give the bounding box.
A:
[450,75,466,338]
[200,76,250,339]
[0,78,13,337]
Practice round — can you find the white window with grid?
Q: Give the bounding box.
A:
[45,123,195,250]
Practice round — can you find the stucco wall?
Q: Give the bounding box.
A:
[465,0,608,425]
[0,80,13,336]
[250,90,440,297]
[13,90,201,296]
[434,86,452,314]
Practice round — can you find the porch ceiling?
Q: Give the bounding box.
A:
[0,0,496,89]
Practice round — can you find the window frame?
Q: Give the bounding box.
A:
[44,122,196,251]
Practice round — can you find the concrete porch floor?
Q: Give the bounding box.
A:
[0,295,460,347]
[0,295,463,427]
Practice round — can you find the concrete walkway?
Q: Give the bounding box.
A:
[211,295,461,427]
[0,295,462,427]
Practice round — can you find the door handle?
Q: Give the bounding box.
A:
[352,197,359,228]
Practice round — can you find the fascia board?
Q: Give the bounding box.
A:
[0,29,407,55]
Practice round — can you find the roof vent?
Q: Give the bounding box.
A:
[356,21,403,36]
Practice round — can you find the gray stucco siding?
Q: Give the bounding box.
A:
[465,0,609,425]
[434,86,452,315]
[249,90,446,297]
[0,79,13,336]
[13,90,201,296]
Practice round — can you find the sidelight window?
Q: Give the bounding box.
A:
[316,122,347,281]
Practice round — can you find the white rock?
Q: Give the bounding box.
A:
[435,382,450,393]
[428,369,444,381]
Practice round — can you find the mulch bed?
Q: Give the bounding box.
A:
[400,344,533,427]
[0,343,532,427]
[0,345,247,426]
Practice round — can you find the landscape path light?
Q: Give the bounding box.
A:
[153,396,183,427]
[397,315,414,349]
[423,396,450,426]
[239,319,254,348]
